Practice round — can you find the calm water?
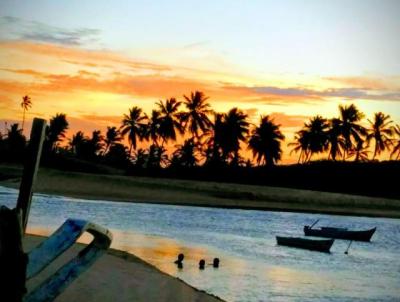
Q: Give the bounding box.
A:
[1,185,399,301]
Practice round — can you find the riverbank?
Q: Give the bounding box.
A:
[1,164,399,218]
[24,234,222,302]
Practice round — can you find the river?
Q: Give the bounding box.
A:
[1,186,399,301]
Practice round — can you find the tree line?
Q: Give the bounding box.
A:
[1,91,400,170]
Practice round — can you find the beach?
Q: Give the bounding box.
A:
[24,235,223,302]
[1,164,399,218]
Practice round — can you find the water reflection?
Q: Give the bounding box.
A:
[111,230,211,275]
[1,186,399,302]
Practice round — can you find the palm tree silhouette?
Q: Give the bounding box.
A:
[366,112,393,160]
[105,143,130,168]
[46,113,69,152]
[305,115,329,161]
[120,106,148,155]
[248,116,285,166]
[20,95,32,130]
[327,118,345,161]
[391,124,400,160]
[5,123,26,160]
[133,148,148,168]
[172,138,199,167]
[338,104,366,160]
[288,130,310,163]
[146,110,162,146]
[179,91,213,140]
[104,126,121,154]
[156,98,183,146]
[69,131,87,155]
[7,123,26,146]
[147,144,168,169]
[289,116,329,163]
[221,108,249,165]
[89,130,104,156]
[202,113,225,165]
[347,140,370,162]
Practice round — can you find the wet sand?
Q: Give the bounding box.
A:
[24,234,223,302]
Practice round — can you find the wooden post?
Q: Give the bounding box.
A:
[16,118,46,234]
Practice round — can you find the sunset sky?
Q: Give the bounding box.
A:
[0,0,399,163]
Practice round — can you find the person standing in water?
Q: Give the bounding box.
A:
[213,258,220,268]
[174,253,184,269]
[199,259,205,270]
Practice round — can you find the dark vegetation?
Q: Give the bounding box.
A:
[1,92,399,199]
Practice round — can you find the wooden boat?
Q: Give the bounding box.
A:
[276,236,334,253]
[304,225,376,242]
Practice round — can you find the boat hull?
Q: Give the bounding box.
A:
[276,236,334,253]
[304,226,376,242]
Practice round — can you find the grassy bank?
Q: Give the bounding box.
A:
[1,164,399,218]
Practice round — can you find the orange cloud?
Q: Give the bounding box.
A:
[79,114,122,125]
[268,112,309,128]
[0,70,213,100]
[0,79,33,95]
[0,41,171,72]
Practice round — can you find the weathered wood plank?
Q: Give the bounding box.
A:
[16,118,46,233]
[24,219,112,302]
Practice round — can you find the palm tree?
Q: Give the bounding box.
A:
[288,130,310,163]
[146,110,162,145]
[120,106,148,155]
[104,126,121,154]
[89,130,104,156]
[69,131,87,156]
[171,138,199,167]
[338,104,366,160]
[147,144,168,169]
[46,113,69,152]
[202,113,225,165]
[179,91,213,140]
[347,140,370,162]
[105,143,130,168]
[133,148,148,168]
[221,108,249,164]
[156,98,183,145]
[305,115,329,160]
[20,95,32,130]
[289,116,329,162]
[366,112,393,160]
[5,123,26,161]
[327,118,345,161]
[248,116,285,166]
[391,125,400,160]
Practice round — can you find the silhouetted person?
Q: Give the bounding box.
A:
[199,259,205,270]
[213,258,220,268]
[174,253,184,268]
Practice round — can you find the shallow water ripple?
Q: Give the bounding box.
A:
[1,186,399,301]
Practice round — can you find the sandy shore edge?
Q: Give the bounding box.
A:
[24,234,224,302]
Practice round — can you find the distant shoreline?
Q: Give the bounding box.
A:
[1,164,399,219]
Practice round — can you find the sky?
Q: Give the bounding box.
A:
[0,0,399,163]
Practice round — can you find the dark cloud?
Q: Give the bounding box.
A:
[237,86,400,102]
[0,16,100,46]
